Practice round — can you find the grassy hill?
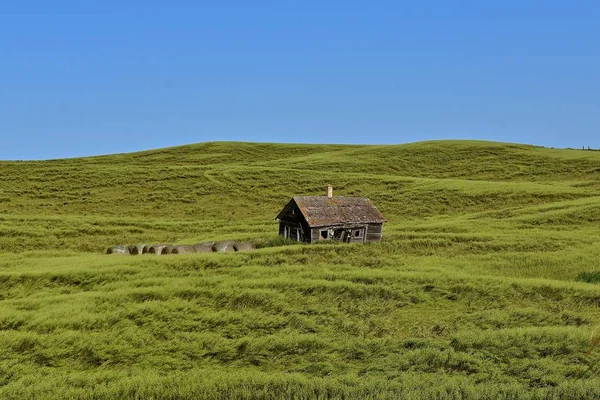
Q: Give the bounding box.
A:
[2,140,600,398]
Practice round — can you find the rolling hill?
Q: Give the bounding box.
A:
[1,140,600,398]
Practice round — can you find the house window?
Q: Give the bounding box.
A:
[320,230,328,239]
[354,229,362,238]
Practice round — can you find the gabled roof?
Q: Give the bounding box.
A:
[277,196,385,227]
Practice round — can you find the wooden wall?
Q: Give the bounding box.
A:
[278,201,311,242]
[310,224,382,243]
[366,223,383,242]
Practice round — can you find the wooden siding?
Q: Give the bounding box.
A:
[311,228,322,243]
[366,223,383,242]
[278,201,311,242]
[310,225,375,243]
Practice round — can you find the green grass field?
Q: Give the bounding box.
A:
[2,140,600,398]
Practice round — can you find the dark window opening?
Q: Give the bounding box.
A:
[320,230,328,239]
[354,229,362,238]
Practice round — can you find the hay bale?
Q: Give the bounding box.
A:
[106,245,129,255]
[171,245,196,254]
[213,240,236,253]
[148,244,172,255]
[193,242,215,253]
[234,241,255,252]
[128,244,147,255]
[160,245,174,255]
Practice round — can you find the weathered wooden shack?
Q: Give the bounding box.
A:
[275,185,385,243]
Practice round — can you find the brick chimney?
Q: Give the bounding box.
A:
[327,184,333,199]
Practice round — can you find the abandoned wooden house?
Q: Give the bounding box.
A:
[275,185,385,243]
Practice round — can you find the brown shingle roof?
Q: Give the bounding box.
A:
[286,196,385,227]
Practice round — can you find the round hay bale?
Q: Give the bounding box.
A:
[171,245,196,255]
[213,240,236,253]
[234,241,255,252]
[106,245,129,255]
[193,242,215,253]
[128,244,147,255]
[148,244,172,255]
[160,245,174,255]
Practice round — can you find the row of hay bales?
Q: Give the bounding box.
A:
[106,240,255,255]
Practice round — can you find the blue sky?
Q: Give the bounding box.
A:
[1,1,599,160]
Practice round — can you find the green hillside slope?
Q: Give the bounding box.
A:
[2,141,600,399]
